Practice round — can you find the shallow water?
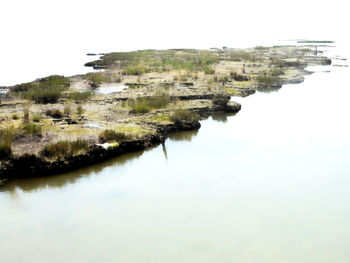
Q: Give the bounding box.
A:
[94,84,127,94]
[1,54,350,262]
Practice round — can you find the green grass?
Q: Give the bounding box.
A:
[22,123,42,135]
[32,115,41,122]
[41,140,89,158]
[86,72,110,84]
[123,67,151,75]
[227,50,258,62]
[76,105,84,115]
[85,49,219,74]
[0,127,15,159]
[297,40,334,43]
[99,130,128,143]
[13,75,70,103]
[255,75,280,85]
[128,95,170,114]
[152,114,171,123]
[170,109,198,122]
[68,91,92,102]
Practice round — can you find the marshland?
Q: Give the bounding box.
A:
[0,45,331,180]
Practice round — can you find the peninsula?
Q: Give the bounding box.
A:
[0,45,332,183]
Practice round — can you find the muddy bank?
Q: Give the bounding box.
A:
[0,119,200,181]
[0,101,242,181]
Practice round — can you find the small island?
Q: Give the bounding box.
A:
[0,45,332,183]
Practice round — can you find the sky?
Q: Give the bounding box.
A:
[0,0,349,86]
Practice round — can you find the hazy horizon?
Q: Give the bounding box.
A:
[1,0,349,86]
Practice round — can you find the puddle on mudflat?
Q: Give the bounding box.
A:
[94,84,127,94]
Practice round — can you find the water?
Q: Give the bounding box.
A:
[1,51,350,262]
[94,84,127,94]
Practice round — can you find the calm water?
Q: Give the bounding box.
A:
[1,55,350,262]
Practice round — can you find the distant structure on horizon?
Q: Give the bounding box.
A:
[0,89,9,95]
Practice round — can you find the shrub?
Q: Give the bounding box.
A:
[180,75,188,82]
[76,105,84,115]
[203,67,215,74]
[170,109,198,123]
[32,115,41,122]
[0,127,15,159]
[85,49,219,74]
[12,114,19,120]
[270,68,284,77]
[214,75,229,83]
[255,75,280,85]
[228,51,257,62]
[70,140,89,154]
[64,102,71,116]
[68,91,92,102]
[230,72,249,81]
[212,97,230,107]
[122,67,150,75]
[86,72,109,86]
[24,87,64,103]
[23,107,29,122]
[46,109,63,118]
[17,75,70,103]
[99,129,128,143]
[41,140,89,158]
[22,123,41,135]
[129,95,170,114]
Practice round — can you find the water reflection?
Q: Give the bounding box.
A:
[0,127,205,193]
[2,63,350,263]
[211,112,237,123]
[0,146,153,193]
[167,129,199,142]
[257,86,281,93]
[161,143,168,161]
[94,84,127,94]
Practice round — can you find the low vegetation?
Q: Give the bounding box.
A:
[86,49,219,74]
[86,72,110,87]
[227,50,258,62]
[297,40,334,43]
[23,107,29,122]
[0,45,327,170]
[123,67,152,75]
[68,91,92,102]
[230,72,249,81]
[76,105,84,115]
[32,115,41,122]
[255,75,280,85]
[128,95,170,114]
[99,129,128,143]
[46,109,63,118]
[0,128,15,160]
[170,109,198,123]
[13,75,70,103]
[22,123,42,135]
[41,140,89,158]
[212,97,230,107]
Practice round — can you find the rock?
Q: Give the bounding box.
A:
[225,101,241,112]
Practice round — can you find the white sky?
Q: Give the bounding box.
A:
[0,0,349,85]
